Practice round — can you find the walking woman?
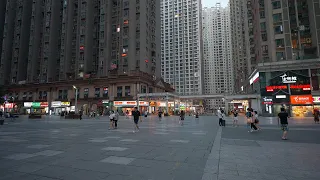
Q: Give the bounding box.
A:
[253,111,261,130]
[109,111,115,130]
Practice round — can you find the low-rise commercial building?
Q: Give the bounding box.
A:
[248,59,320,117]
[4,72,174,115]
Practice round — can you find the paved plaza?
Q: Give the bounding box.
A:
[0,115,320,180]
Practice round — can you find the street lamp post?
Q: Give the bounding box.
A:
[73,85,78,113]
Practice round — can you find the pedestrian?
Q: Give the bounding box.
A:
[125,110,129,119]
[218,109,223,126]
[195,111,199,119]
[158,109,162,121]
[314,109,319,124]
[79,110,83,120]
[253,110,261,130]
[278,107,289,140]
[114,110,119,129]
[109,110,115,130]
[233,109,238,127]
[246,108,254,132]
[0,110,3,118]
[249,109,257,131]
[179,110,185,125]
[132,107,140,133]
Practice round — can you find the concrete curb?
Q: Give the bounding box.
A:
[202,127,222,180]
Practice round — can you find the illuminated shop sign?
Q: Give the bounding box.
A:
[313,97,320,103]
[250,72,259,85]
[114,101,149,107]
[262,97,273,104]
[266,84,310,92]
[280,73,297,83]
[276,95,286,99]
[290,95,313,105]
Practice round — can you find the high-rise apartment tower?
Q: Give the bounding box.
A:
[203,3,233,109]
[160,0,203,95]
[0,0,161,85]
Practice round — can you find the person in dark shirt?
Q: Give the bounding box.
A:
[278,107,289,140]
[132,107,140,133]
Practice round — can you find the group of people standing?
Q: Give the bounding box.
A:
[245,108,261,132]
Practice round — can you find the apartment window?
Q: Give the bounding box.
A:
[261,45,268,54]
[260,11,265,18]
[63,90,68,99]
[22,92,27,100]
[274,25,283,34]
[38,91,43,100]
[276,52,285,61]
[117,86,123,97]
[260,22,266,31]
[84,88,89,98]
[95,88,100,98]
[103,87,108,97]
[28,92,33,101]
[261,33,267,41]
[141,85,147,93]
[273,13,282,23]
[275,39,285,47]
[125,86,131,96]
[272,1,281,9]
[149,87,153,93]
[58,90,63,99]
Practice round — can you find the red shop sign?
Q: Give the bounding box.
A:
[40,102,48,107]
[266,84,311,92]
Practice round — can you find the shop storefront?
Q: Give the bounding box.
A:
[149,101,156,113]
[257,69,312,117]
[0,103,18,113]
[113,101,149,114]
[313,96,320,111]
[24,102,49,114]
[100,100,110,115]
[290,95,313,117]
[51,101,71,115]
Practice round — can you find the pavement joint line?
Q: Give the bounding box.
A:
[202,127,221,180]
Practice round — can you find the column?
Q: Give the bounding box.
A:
[165,93,169,115]
[224,98,229,116]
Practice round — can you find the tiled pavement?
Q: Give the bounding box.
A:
[0,115,320,180]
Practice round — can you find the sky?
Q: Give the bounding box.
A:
[202,0,228,8]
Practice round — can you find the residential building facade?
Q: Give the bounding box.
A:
[202,3,233,109]
[229,0,251,93]
[0,0,171,114]
[160,0,203,95]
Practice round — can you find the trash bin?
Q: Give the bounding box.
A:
[0,119,4,125]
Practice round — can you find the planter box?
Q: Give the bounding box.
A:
[65,114,80,119]
[28,115,42,119]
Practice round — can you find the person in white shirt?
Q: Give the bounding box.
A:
[217,109,224,126]
[109,111,115,130]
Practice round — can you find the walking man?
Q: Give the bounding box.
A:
[114,110,119,129]
[278,107,289,140]
[217,109,223,126]
[132,107,140,133]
